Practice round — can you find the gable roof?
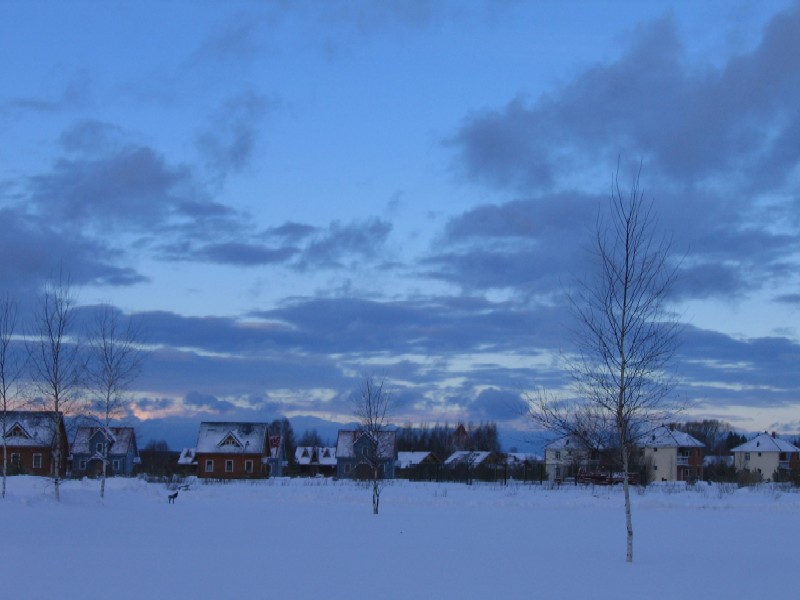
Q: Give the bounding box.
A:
[396,451,437,469]
[295,446,336,466]
[177,448,197,466]
[444,451,497,466]
[335,430,396,459]
[732,433,800,454]
[644,426,704,449]
[71,427,138,457]
[196,422,270,454]
[1,411,62,447]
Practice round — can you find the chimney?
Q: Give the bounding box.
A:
[772,431,776,439]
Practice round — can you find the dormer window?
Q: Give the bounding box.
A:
[218,433,242,448]
[6,424,30,439]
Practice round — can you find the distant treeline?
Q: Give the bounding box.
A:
[395,422,501,457]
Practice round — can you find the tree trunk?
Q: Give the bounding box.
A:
[372,467,380,515]
[622,444,633,563]
[2,442,6,499]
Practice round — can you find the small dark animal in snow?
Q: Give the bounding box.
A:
[168,490,178,504]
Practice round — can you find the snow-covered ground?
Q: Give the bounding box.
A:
[2,477,797,599]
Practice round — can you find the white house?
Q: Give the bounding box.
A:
[641,426,704,482]
[544,436,599,482]
[732,433,800,482]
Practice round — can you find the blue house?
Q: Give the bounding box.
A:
[71,427,140,477]
[335,429,396,479]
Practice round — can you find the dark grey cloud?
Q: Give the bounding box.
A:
[299,218,392,269]
[443,6,800,302]
[183,391,237,413]
[450,8,800,191]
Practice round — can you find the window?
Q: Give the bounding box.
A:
[225,460,234,473]
[205,459,214,473]
[112,459,120,471]
[79,459,87,470]
[653,465,658,470]
[745,453,750,461]
[11,453,21,467]
[554,451,561,460]
[654,447,658,452]
[96,442,103,454]
[245,460,253,473]
[32,454,42,469]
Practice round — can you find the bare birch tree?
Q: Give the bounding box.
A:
[87,305,142,498]
[0,294,26,499]
[29,277,85,501]
[352,375,395,515]
[531,167,679,562]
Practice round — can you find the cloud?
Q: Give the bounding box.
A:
[443,7,800,302]
[298,218,393,268]
[196,90,276,181]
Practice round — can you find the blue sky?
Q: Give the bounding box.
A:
[2,1,800,450]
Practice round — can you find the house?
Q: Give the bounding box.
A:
[0,411,68,476]
[194,422,284,479]
[396,451,439,479]
[444,450,505,482]
[641,426,705,482]
[294,446,337,477]
[70,426,140,477]
[335,429,397,479]
[176,448,198,475]
[731,432,800,482]
[397,451,439,470]
[544,436,601,482]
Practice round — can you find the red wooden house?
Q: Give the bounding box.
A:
[1,411,68,477]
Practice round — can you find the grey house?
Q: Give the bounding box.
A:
[335,429,396,479]
[71,427,140,477]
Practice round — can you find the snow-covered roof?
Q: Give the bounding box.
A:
[444,451,496,466]
[196,422,269,454]
[396,451,436,469]
[295,446,336,466]
[1,411,61,447]
[643,426,704,449]
[178,448,197,465]
[731,433,800,454]
[544,435,591,451]
[335,430,396,459]
[72,427,137,456]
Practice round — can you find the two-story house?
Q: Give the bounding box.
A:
[1,411,68,477]
[335,429,396,480]
[544,435,601,482]
[71,426,140,477]
[641,426,705,482]
[732,432,800,482]
[194,422,284,479]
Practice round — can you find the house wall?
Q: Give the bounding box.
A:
[544,448,589,481]
[644,447,704,482]
[196,452,269,479]
[735,451,780,481]
[3,446,63,476]
[644,447,677,481]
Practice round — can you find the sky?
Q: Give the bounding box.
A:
[2,0,800,451]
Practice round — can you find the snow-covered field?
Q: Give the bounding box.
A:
[2,477,797,599]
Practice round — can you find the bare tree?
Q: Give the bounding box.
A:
[352,375,395,515]
[0,294,26,498]
[532,167,679,562]
[29,277,85,501]
[87,305,142,498]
